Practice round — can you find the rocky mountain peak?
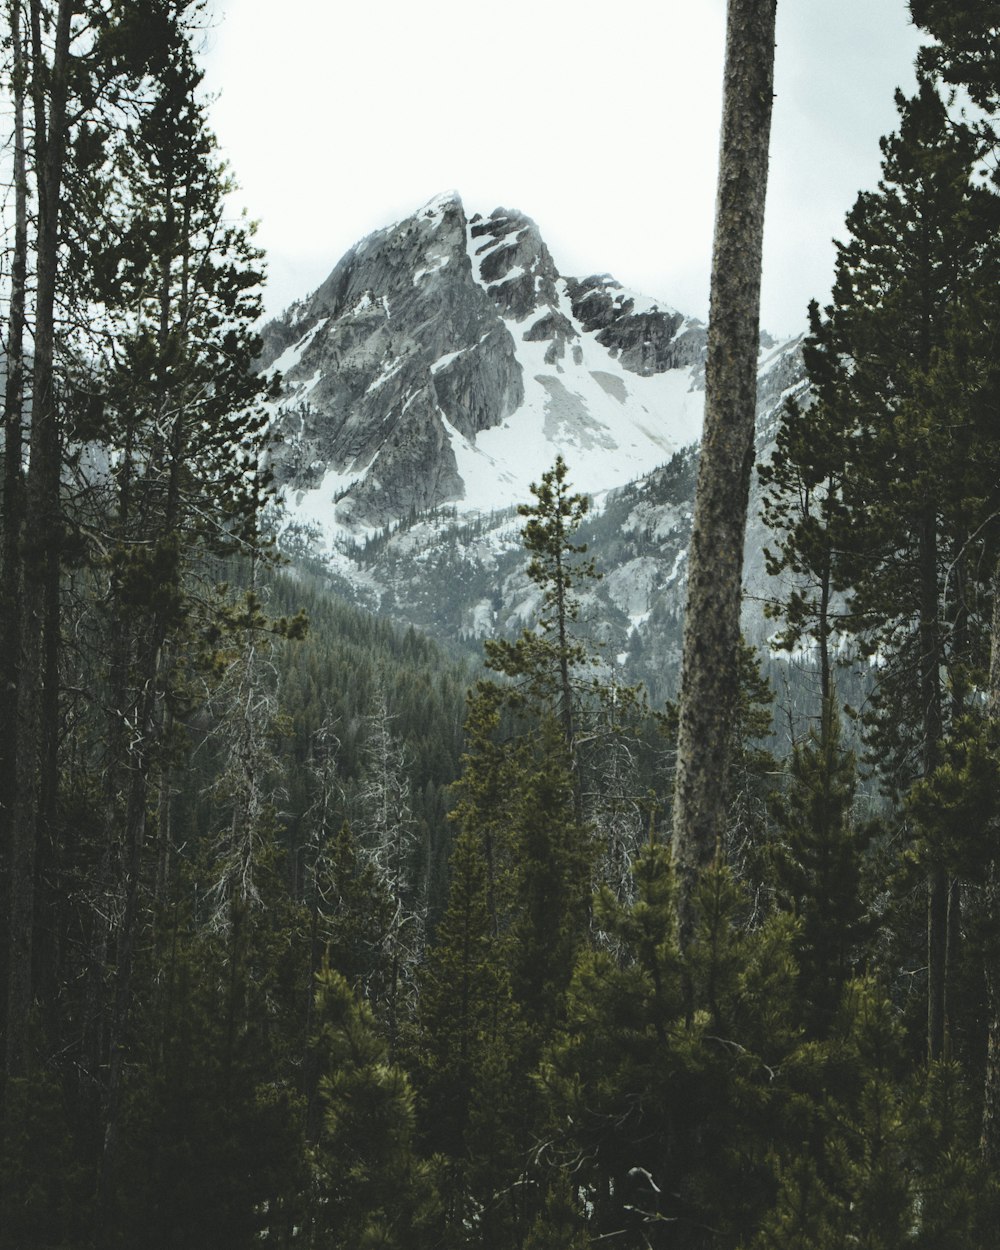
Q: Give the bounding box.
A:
[467,205,562,323]
[258,192,808,695]
[262,192,714,538]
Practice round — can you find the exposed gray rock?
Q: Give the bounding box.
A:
[566,274,703,375]
[263,193,720,531]
[469,207,562,322]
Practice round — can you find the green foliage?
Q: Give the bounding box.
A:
[318,821,395,992]
[771,699,869,1035]
[540,843,800,1249]
[415,826,521,1240]
[267,565,470,918]
[310,968,440,1249]
[824,82,999,777]
[910,1,1000,114]
[907,1062,997,1249]
[112,884,309,1250]
[523,1182,592,1250]
[751,986,997,1250]
[907,717,1000,880]
[484,455,601,754]
[437,693,593,1245]
[520,454,598,620]
[761,70,1000,792]
[758,42,1000,1079]
[758,301,854,707]
[0,1069,89,1250]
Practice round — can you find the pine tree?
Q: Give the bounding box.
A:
[771,696,867,1037]
[354,678,424,1057]
[434,460,605,1244]
[766,74,1000,1062]
[415,827,519,1244]
[539,841,800,1249]
[110,893,308,1250]
[751,983,994,1250]
[451,458,602,996]
[759,303,855,712]
[309,967,439,1249]
[0,4,286,1229]
[484,455,600,798]
[4,0,98,1096]
[909,1,1000,115]
[509,716,593,1036]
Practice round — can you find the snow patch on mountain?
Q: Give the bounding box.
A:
[466,311,704,510]
[268,317,329,377]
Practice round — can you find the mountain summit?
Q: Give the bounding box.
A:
[260,192,710,541]
[259,193,806,692]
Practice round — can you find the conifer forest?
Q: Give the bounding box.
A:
[4,1,1000,1247]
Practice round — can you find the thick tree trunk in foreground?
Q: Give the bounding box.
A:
[671,0,777,948]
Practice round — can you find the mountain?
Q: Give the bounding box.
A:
[260,192,807,693]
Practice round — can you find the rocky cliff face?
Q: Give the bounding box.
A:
[262,192,808,692]
[261,194,519,526]
[262,192,710,536]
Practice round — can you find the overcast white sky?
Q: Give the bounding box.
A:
[199,1,923,340]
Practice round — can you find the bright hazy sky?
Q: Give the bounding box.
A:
[199,1,923,339]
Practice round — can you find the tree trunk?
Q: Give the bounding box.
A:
[6,0,74,1086]
[1,0,30,1088]
[671,0,777,947]
[981,555,1000,1163]
[919,504,947,1061]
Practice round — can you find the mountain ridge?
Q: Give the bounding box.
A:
[260,192,807,691]
[260,191,719,537]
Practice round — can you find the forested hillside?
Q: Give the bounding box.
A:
[4,2,1000,1249]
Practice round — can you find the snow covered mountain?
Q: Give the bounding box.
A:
[260,192,807,692]
[260,191,710,536]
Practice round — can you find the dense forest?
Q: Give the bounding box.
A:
[3,1,1000,1247]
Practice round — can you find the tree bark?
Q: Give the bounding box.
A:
[671,0,777,947]
[981,555,1000,1164]
[6,0,74,1086]
[918,504,947,1062]
[1,0,30,1085]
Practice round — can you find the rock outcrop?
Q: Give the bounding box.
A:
[262,192,712,533]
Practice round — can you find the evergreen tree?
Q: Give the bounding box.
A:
[354,678,424,1057]
[309,967,439,1249]
[317,822,393,993]
[771,697,868,1036]
[0,3,284,1230]
[434,459,605,1243]
[759,302,855,712]
[484,455,600,796]
[910,1,1000,115]
[112,907,307,1250]
[765,74,1000,1061]
[415,827,520,1246]
[751,985,995,1250]
[539,841,800,1249]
